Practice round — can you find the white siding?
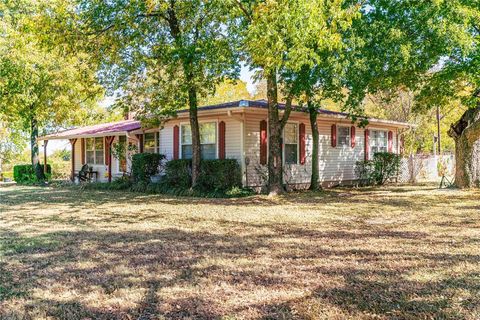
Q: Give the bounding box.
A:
[244,112,267,187]
[160,125,174,160]
[159,116,242,162]
[243,110,402,188]
[318,124,365,183]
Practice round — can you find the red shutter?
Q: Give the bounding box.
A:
[331,124,337,148]
[351,126,356,148]
[219,121,226,159]
[364,129,370,161]
[104,137,108,164]
[388,131,393,152]
[299,123,306,165]
[173,125,179,160]
[260,120,267,165]
[81,138,85,165]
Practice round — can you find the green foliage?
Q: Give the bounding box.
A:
[13,164,51,184]
[131,153,166,183]
[163,159,192,189]
[197,159,242,192]
[82,176,133,191]
[355,152,401,186]
[0,172,13,181]
[163,159,242,192]
[145,182,254,198]
[72,0,240,127]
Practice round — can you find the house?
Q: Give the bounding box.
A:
[38,99,409,188]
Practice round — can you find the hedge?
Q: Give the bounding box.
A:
[13,164,51,183]
[164,159,242,192]
[131,153,166,183]
[355,152,400,186]
[163,159,192,189]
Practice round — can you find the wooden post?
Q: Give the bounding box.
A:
[69,139,77,181]
[105,136,115,182]
[43,140,49,174]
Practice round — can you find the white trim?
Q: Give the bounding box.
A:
[179,120,219,160]
[368,128,389,160]
[85,137,105,166]
[115,135,128,174]
[336,125,351,148]
[283,121,300,165]
[143,131,159,154]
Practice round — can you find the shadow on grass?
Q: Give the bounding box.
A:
[0,224,479,319]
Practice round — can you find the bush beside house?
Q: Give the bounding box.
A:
[13,164,51,184]
[355,152,401,186]
[131,153,166,183]
[85,155,249,198]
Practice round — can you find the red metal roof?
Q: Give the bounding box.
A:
[39,119,141,140]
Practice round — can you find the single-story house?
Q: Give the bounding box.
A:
[38,99,409,188]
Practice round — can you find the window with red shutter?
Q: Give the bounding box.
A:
[331,124,337,147]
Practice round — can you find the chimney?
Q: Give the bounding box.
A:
[123,108,136,120]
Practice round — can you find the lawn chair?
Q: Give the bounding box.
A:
[77,164,90,182]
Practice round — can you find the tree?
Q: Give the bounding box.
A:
[0,122,24,175]
[200,80,252,105]
[0,0,101,178]
[71,0,240,187]
[233,0,359,194]
[339,0,478,188]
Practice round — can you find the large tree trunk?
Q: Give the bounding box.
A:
[30,115,44,181]
[266,71,284,195]
[308,102,321,191]
[448,104,480,188]
[165,4,201,187]
[188,87,201,188]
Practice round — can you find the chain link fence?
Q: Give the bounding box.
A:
[397,154,455,183]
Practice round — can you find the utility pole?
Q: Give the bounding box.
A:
[436,105,441,154]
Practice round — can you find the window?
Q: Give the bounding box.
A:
[370,130,388,157]
[85,137,104,165]
[181,122,217,159]
[144,132,158,153]
[284,123,298,164]
[118,135,127,172]
[338,126,350,146]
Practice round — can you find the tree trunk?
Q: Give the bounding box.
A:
[266,71,284,195]
[448,104,480,188]
[30,116,44,181]
[188,87,201,188]
[308,102,321,191]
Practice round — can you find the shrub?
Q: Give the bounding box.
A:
[355,152,401,186]
[81,176,132,191]
[13,164,51,184]
[197,159,242,192]
[131,153,166,183]
[164,159,242,192]
[163,159,192,189]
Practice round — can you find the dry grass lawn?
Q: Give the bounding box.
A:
[0,184,479,319]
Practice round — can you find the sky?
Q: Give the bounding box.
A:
[46,65,257,153]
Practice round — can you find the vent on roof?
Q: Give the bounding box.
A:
[239,100,249,107]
